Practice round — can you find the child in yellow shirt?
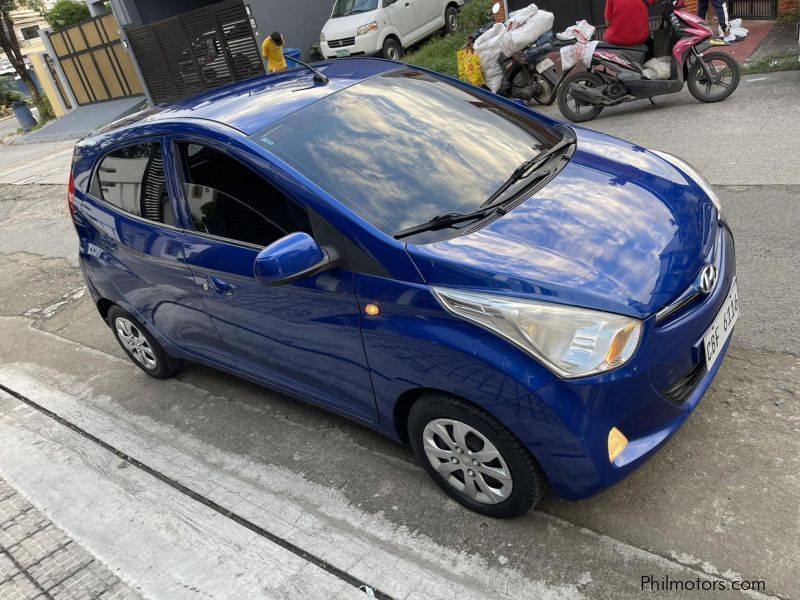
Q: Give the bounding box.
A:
[262,31,287,72]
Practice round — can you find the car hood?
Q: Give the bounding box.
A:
[322,11,379,38]
[407,127,719,319]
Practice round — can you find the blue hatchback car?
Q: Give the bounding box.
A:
[70,58,738,517]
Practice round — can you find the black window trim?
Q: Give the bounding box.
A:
[87,135,182,232]
[168,137,315,252]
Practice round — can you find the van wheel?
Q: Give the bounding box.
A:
[444,6,459,34]
[382,38,402,61]
[408,393,545,518]
[107,306,182,379]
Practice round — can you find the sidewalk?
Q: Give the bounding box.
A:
[1,477,143,600]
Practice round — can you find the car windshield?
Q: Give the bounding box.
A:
[251,68,560,242]
[331,0,379,17]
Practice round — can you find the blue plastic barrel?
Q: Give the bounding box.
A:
[284,47,303,68]
[12,102,37,132]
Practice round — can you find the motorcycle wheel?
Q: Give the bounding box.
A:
[557,71,604,123]
[530,74,554,106]
[687,52,740,103]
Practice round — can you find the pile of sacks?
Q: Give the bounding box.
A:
[473,3,554,92]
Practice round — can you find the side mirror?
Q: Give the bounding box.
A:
[253,232,335,286]
[492,2,501,14]
[384,0,397,6]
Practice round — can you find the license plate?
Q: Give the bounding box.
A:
[536,58,555,73]
[336,49,350,58]
[703,279,739,369]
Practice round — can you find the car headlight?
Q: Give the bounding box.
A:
[357,22,378,36]
[651,150,722,218]
[320,32,326,42]
[433,288,642,379]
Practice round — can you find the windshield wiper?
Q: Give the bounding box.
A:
[479,132,576,210]
[393,128,576,241]
[393,168,551,240]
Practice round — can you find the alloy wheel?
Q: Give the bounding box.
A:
[422,418,513,504]
[115,317,158,370]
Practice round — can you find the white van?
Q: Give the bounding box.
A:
[320,0,465,61]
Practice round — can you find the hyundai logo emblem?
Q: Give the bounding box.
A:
[699,264,718,295]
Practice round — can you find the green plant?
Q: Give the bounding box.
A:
[34,95,55,122]
[403,0,492,78]
[0,76,25,106]
[45,0,90,31]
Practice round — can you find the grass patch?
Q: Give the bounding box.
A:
[743,51,800,74]
[404,0,492,78]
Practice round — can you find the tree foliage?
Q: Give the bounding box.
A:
[45,0,90,31]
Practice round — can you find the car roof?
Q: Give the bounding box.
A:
[98,59,403,137]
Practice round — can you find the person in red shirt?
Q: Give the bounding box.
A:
[604,0,659,46]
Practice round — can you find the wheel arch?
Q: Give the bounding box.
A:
[97,298,115,324]
[393,387,472,443]
[379,30,402,51]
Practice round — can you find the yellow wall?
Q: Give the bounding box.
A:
[29,53,68,118]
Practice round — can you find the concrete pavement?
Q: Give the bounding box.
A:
[0,70,798,599]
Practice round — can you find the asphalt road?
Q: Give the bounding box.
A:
[0,71,798,600]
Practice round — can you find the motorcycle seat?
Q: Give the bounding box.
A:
[595,42,648,63]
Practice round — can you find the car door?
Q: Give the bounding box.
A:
[172,140,379,422]
[410,0,442,34]
[383,0,421,42]
[80,139,224,359]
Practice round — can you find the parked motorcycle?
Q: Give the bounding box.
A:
[556,0,740,122]
[472,4,564,106]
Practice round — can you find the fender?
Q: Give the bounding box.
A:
[378,26,403,51]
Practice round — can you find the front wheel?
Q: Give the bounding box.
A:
[687,51,740,103]
[381,38,402,61]
[408,393,545,518]
[557,71,604,122]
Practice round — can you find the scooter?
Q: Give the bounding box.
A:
[472,4,565,106]
[556,0,740,122]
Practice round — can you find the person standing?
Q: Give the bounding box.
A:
[697,0,734,42]
[603,0,660,47]
[262,31,288,72]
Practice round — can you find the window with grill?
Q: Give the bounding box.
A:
[177,143,312,248]
[92,142,174,225]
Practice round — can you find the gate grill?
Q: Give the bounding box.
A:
[125,0,264,105]
[730,0,778,18]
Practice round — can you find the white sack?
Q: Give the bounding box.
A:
[506,3,538,27]
[508,10,554,52]
[473,23,506,92]
[560,40,598,70]
[642,56,670,80]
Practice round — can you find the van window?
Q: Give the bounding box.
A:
[93,142,175,225]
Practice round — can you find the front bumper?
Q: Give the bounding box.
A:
[491,222,737,500]
[321,30,381,59]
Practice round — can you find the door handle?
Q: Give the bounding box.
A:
[206,275,234,297]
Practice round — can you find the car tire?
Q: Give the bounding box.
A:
[381,38,402,61]
[408,393,545,518]
[107,306,182,379]
[444,6,459,34]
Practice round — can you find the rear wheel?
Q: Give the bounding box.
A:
[381,38,402,61]
[687,51,740,103]
[444,6,459,34]
[408,393,545,518]
[557,71,605,122]
[108,306,181,379]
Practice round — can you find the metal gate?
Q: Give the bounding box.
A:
[125,0,265,105]
[47,14,143,106]
[730,0,778,18]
